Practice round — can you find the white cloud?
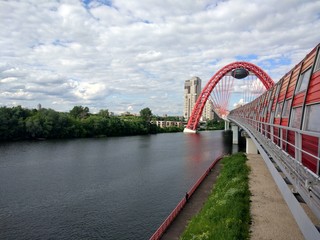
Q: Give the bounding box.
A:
[234,99,244,107]
[0,0,319,115]
[0,77,18,83]
[73,82,107,100]
[136,50,162,63]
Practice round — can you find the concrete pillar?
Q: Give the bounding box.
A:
[246,136,258,154]
[231,124,239,144]
[224,120,230,131]
[183,128,197,134]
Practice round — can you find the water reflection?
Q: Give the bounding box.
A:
[185,130,234,163]
[186,133,203,163]
[223,130,233,154]
[0,131,233,240]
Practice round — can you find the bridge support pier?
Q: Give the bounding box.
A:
[246,136,258,154]
[224,120,230,131]
[183,128,197,134]
[242,131,258,154]
[231,124,238,144]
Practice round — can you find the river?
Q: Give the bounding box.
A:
[0,130,234,240]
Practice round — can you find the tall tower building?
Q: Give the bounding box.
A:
[202,99,215,121]
[184,76,201,120]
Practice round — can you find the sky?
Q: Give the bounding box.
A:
[0,0,319,115]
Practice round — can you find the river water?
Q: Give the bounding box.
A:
[0,130,234,240]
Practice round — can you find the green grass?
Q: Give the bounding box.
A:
[180,153,251,240]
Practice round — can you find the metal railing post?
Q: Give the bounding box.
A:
[280,129,283,149]
[295,132,301,163]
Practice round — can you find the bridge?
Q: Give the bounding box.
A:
[184,43,320,239]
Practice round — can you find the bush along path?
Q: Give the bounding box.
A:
[180,153,251,240]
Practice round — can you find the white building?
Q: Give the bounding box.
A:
[183,77,215,121]
[202,99,215,121]
[183,76,201,120]
[153,121,183,128]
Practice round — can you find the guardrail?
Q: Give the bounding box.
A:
[228,116,320,239]
[230,116,320,177]
[228,116,320,220]
[149,155,223,240]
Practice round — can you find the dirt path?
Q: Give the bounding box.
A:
[160,153,305,240]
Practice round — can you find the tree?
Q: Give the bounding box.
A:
[69,106,89,119]
[140,107,156,134]
[0,106,31,140]
[140,107,152,122]
[25,112,53,139]
[0,105,176,140]
[98,109,109,118]
[0,107,11,140]
[206,119,224,130]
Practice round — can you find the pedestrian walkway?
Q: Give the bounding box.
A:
[160,153,306,240]
[247,154,304,240]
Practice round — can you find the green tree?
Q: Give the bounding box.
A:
[140,107,152,122]
[0,106,31,140]
[0,107,12,140]
[0,105,186,140]
[69,106,89,119]
[139,107,153,133]
[98,109,109,118]
[206,119,224,130]
[25,111,53,139]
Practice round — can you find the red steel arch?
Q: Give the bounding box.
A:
[185,61,275,131]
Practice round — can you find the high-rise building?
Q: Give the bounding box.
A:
[183,76,201,120]
[202,99,215,121]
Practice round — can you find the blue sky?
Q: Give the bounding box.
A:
[0,0,319,115]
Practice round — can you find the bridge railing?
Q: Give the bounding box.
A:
[149,197,186,240]
[149,155,223,240]
[228,115,320,220]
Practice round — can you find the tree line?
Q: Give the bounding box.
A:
[0,105,183,141]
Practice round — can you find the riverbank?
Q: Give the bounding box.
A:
[180,153,250,240]
[0,105,184,141]
[160,160,222,240]
[160,153,305,240]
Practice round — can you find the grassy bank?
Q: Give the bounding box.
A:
[180,153,251,240]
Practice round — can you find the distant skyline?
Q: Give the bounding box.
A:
[1,0,319,115]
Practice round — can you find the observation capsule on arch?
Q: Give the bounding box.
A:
[231,68,249,79]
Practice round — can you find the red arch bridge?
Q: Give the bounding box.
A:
[184,43,320,239]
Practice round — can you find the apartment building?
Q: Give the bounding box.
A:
[183,76,201,120]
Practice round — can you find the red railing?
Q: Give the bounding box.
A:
[149,155,224,240]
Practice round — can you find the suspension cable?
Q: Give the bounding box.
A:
[209,72,265,118]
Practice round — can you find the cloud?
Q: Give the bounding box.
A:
[0,0,319,115]
[233,99,244,107]
[136,50,162,63]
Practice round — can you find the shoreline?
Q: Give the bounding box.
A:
[156,153,305,240]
